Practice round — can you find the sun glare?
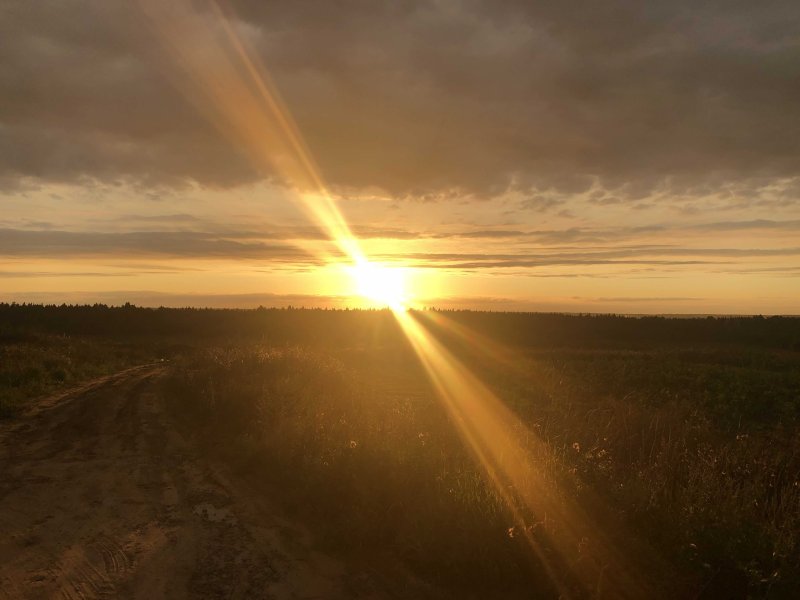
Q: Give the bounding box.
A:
[116,4,668,594]
[348,261,409,310]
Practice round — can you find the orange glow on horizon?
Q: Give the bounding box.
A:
[346,260,411,311]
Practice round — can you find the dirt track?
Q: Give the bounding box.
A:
[0,365,408,599]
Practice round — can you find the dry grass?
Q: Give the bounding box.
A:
[0,333,154,418]
[164,342,800,597]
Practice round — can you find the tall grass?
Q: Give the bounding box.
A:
[0,333,155,417]
[164,343,800,597]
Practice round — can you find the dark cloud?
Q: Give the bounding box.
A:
[3,218,797,265]
[107,214,203,224]
[0,270,193,278]
[520,196,566,213]
[0,225,744,268]
[90,218,797,244]
[0,228,319,261]
[693,219,800,231]
[437,229,530,239]
[386,246,800,270]
[1,0,798,198]
[579,297,700,303]
[433,219,800,243]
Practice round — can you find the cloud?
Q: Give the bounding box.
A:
[0,270,171,278]
[4,219,798,273]
[432,220,800,244]
[107,214,203,224]
[387,246,800,270]
[1,0,798,199]
[692,219,800,232]
[581,297,700,303]
[82,217,423,240]
[435,229,530,239]
[519,196,566,213]
[0,228,319,261]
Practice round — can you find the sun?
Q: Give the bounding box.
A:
[347,261,409,311]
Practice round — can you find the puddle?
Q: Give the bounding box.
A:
[193,502,237,524]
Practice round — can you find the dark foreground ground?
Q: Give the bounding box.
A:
[0,364,436,599]
[1,304,799,598]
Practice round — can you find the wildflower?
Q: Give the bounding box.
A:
[572,442,581,453]
[349,440,358,449]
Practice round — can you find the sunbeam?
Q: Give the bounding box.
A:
[394,310,664,597]
[138,0,365,268]
[139,1,664,595]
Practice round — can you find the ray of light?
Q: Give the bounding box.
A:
[418,310,527,373]
[139,2,664,595]
[138,0,365,266]
[394,310,661,597]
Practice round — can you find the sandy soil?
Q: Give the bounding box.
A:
[0,365,418,599]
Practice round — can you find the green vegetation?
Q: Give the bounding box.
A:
[0,332,155,418]
[3,303,800,597]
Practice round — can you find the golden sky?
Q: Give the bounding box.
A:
[1,0,799,314]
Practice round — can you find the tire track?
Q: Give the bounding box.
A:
[0,365,423,599]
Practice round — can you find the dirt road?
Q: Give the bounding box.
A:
[0,365,411,599]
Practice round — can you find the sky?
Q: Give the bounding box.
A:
[1,0,799,313]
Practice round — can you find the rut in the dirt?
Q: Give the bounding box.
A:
[0,366,416,600]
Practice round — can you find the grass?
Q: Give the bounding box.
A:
[0,332,157,418]
[4,306,799,596]
[164,346,546,595]
[163,338,800,598]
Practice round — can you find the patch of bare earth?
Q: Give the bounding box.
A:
[0,366,425,599]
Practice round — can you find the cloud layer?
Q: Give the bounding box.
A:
[2,0,799,198]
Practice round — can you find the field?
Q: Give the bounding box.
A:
[0,331,157,419]
[2,304,800,598]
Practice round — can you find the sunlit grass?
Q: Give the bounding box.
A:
[164,338,800,596]
[0,333,154,417]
